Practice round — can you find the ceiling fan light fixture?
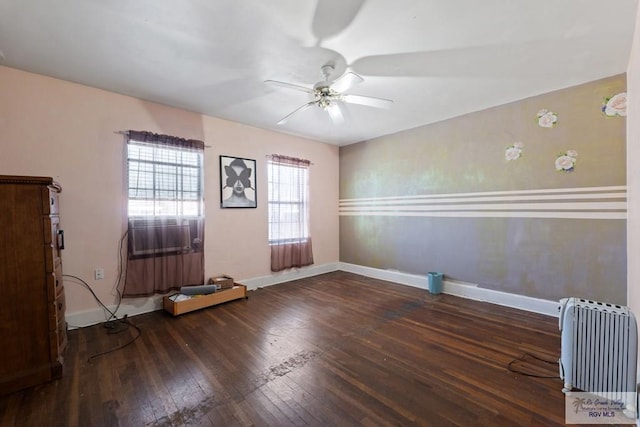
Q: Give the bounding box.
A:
[314,85,341,110]
[267,63,393,125]
[317,97,332,110]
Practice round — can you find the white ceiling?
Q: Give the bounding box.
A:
[0,0,637,146]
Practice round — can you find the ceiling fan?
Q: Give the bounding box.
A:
[265,64,393,125]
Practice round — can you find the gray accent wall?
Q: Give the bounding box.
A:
[339,75,627,304]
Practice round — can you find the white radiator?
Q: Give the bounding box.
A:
[559,297,638,416]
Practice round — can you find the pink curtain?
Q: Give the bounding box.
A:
[124,250,204,297]
[268,154,314,272]
[271,238,314,272]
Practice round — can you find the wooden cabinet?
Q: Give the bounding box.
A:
[0,175,67,395]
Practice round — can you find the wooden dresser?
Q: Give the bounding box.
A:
[0,175,67,394]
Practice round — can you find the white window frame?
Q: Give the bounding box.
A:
[267,160,310,245]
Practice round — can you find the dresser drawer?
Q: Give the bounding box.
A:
[41,186,60,215]
[44,216,63,253]
[54,258,63,293]
[45,262,63,298]
[44,217,63,272]
[49,288,67,334]
[49,286,65,328]
[54,286,65,325]
[51,285,67,366]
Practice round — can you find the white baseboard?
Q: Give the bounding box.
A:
[339,262,559,317]
[66,261,559,328]
[66,296,164,329]
[239,262,340,290]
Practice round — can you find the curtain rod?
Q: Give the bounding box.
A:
[114,131,211,148]
[266,154,313,165]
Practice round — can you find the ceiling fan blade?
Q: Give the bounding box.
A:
[350,35,604,78]
[265,79,314,94]
[343,94,393,109]
[311,0,365,43]
[277,101,316,125]
[327,103,344,124]
[330,72,364,93]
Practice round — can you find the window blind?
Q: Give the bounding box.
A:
[127,140,203,217]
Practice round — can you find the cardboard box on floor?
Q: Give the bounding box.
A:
[209,275,234,289]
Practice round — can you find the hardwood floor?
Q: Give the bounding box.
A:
[0,271,584,426]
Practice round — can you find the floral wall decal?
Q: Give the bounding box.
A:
[505,142,523,161]
[602,92,627,117]
[555,150,578,172]
[537,109,558,128]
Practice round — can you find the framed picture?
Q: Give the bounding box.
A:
[220,155,257,208]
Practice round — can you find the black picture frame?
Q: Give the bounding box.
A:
[220,155,257,208]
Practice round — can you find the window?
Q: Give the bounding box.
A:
[126,131,204,257]
[123,131,206,297]
[127,138,203,218]
[268,159,309,244]
[267,154,314,272]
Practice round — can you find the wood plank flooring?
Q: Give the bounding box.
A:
[0,271,590,426]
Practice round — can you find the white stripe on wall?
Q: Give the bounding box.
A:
[339,186,626,219]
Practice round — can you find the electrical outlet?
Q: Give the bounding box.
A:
[95,268,104,280]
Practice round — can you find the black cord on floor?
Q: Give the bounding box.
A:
[64,274,117,319]
[106,229,129,321]
[63,230,141,362]
[64,274,142,362]
[87,314,141,363]
[507,352,559,379]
